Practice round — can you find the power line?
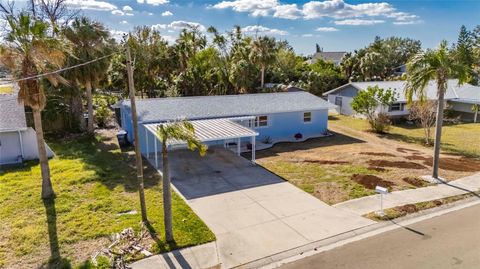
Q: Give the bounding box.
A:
[0,50,120,87]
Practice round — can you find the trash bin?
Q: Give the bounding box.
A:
[116,130,128,147]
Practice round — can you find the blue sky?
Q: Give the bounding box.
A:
[15,0,480,55]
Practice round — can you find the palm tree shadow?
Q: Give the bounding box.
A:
[40,199,71,269]
[145,223,194,269]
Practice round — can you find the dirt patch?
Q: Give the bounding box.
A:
[314,182,350,205]
[396,147,420,154]
[291,159,350,165]
[397,204,419,214]
[402,177,429,187]
[404,155,429,161]
[368,160,426,170]
[405,155,480,172]
[368,166,388,172]
[351,174,396,189]
[360,152,396,157]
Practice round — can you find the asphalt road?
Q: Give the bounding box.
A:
[280,203,480,269]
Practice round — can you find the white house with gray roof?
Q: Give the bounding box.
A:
[0,85,54,165]
[324,80,480,121]
[118,91,334,164]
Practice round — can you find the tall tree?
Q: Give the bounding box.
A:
[406,41,470,179]
[156,120,207,242]
[0,13,66,199]
[250,36,277,88]
[64,17,111,133]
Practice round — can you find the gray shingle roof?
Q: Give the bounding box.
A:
[122,91,334,123]
[312,52,347,63]
[0,87,27,132]
[325,79,480,103]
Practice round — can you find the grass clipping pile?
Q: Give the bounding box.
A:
[92,225,153,268]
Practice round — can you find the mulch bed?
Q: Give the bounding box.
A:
[367,160,426,170]
[396,147,420,154]
[351,174,396,189]
[397,204,419,214]
[360,152,396,157]
[368,166,388,172]
[405,155,480,172]
[402,177,429,187]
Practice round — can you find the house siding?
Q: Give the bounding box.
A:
[118,106,330,156]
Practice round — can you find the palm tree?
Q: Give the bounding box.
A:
[250,36,277,88]
[156,120,207,242]
[406,41,470,179]
[0,13,66,199]
[64,17,111,134]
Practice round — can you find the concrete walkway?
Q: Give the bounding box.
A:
[146,147,374,268]
[334,173,480,215]
[130,242,219,269]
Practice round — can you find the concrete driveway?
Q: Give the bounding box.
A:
[165,147,374,268]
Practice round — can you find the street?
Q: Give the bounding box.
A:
[280,203,480,269]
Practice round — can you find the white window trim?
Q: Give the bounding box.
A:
[252,115,270,128]
[303,111,312,124]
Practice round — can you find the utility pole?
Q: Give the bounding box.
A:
[126,42,148,223]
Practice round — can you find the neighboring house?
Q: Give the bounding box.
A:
[392,64,407,76]
[117,92,334,162]
[0,85,54,165]
[323,80,480,121]
[308,51,347,66]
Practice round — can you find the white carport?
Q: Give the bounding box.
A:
[143,118,259,167]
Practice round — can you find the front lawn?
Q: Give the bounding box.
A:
[0,130,214,269]
[329,114,480,158]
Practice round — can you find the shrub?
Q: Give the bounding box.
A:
[371,113,391,133]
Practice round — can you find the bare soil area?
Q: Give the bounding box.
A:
[255,124,480,205]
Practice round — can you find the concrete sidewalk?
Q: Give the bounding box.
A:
[334,173,480,215]
[129,242,219,269]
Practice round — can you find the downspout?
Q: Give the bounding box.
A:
[18,130,24,161]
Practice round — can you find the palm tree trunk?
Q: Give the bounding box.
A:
[85,80,94,134]
[474,109,478,123]
[33,108,55,199]
[260,66,265,88]
[162,143,174,242]
[432,88,445,179]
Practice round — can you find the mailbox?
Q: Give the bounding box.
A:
[375,186,388,194]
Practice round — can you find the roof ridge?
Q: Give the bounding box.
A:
[129,91,310,102]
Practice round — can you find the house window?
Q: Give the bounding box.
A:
[254,115,269,127]
[303,112,312,123]
[335,96,342,106]
[388,103,405,112]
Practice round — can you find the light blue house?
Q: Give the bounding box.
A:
[117,91,334,163]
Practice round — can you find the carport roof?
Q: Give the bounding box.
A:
[144,118,258,145]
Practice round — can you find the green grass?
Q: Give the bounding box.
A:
[0,134,214,268]
[329,114,480,158]
[259,160,377,204]
[0,86,13,94]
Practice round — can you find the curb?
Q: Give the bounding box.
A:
[235,196,480,269]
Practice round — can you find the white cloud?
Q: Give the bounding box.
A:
[315,26,339,32]
[123,5,133,11]
[111,10,124,16]
[393,20,422,25]
[242,25,288,36]
[137,0,169,5]
[212,0,278,17]
[152,21,206,32]
[65,0,117,11]
[110,30,128,41]
[212,0,419,24]
[148,12,154,16]
[273,4,302,19]
[334,19,384,25]
[162,11,173,16]
[302,33,313,37]
[163,35,177,44]
[120,20,128,24]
